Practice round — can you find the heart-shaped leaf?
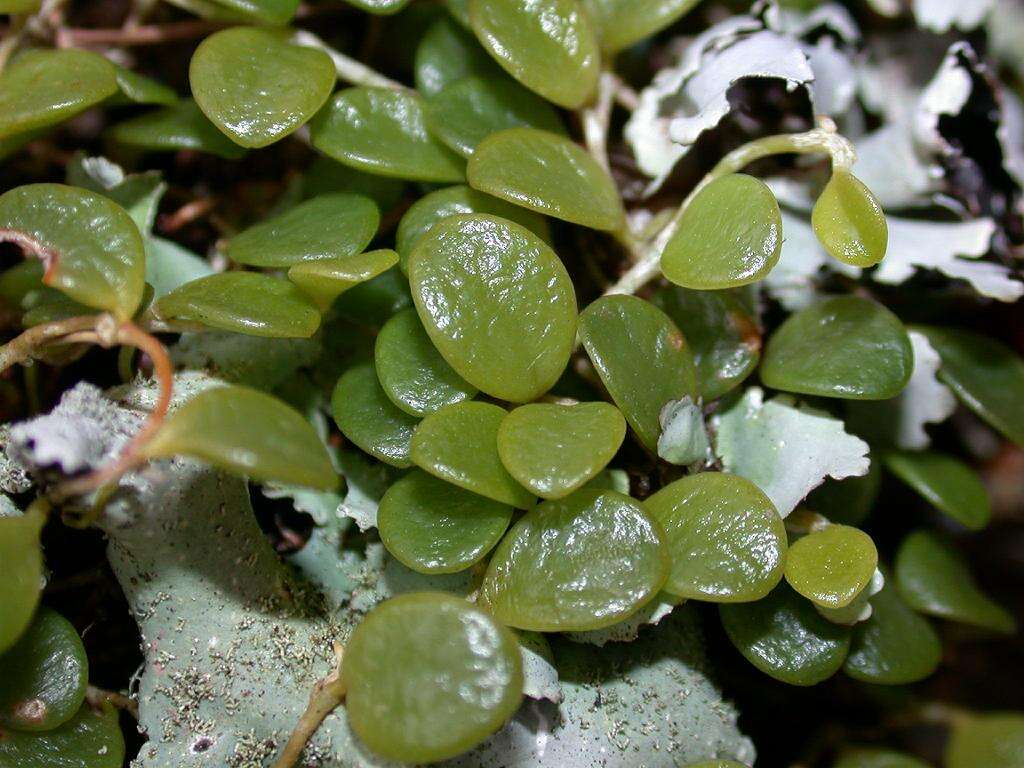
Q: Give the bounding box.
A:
[109,99,248,160]
[190,27,335,148]
[145,385,337,489]
[480,488,670,631]
[154,272,321,338]
[310,87,465,183]
[662,174,782,289]
[0,184,145,321]
[785,525,878,609]
[288,249,398,309]
[645,472,787,603]
[377,469,513,573]
[0,701,124,768]
[409,214,577,403]
[0,49,117,139]
[468,127,625,231]
[883,450,990,530]
[761,296,913,400]
[227,193,379,268]
[496,402,625,499]
[374,308,477,416]
[578,295,698,453]
[469,0,600,108]
[411,401,534,508]
[331,361,419,468]
[0,505,45,654]
[414,16,502,96]
[342,593,523,763]
[582,0,700,52]
[812,170,888,267]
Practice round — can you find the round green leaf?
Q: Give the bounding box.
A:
[144,385,337,490]
[785,525,878,609]
[645,472,786,603]
[374,308,477,417]
[0,184,145,321]
[806,462,882,527]
[916,325,1024,448]
[719,583,851,686]
[342,592,522,764]
[0,701,124,768]
[761,296,913,400]
[331,362,419,468]
[409,214,577,403]
[947,713,1024,768]
[578,295,698,453]
[199,0,299,25]
[108,99,248,160]
[480,489,670,631]
[345,0,410,14]
[226,193,379,268]
[114,67,178,106]
[190,27,334,148]
[0,506,45,655]
[468,127,625,231]
[812,170,888,268]
[426,75,565,158]
[833,748,931,768]
[310,87,465,183]
[883,450,990,530]
[662,174,782,289]
[582,0,700,52]
[468,0,600,109]
[411,401,534,508]
[378,470,513,573]
[496,402,626,499]
[414,16,502,97]
[843,578,941,685]
[302,156,405,211]
[0,608,87,732]
[894,529,1015,634]
[288,249,398,309]
[395,184,550,273]
[154,272,320,338]
[0,49,117,140]
[652,285,761,401]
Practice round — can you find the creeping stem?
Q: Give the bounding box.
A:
[292,30,405,90]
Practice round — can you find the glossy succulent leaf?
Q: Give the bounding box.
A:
[288,249,398,309]
[468,0,600,108]
[917,325,1024,447]
[302,156,405,211]
[114,67,178,106]
[377,470,513,573]
[480,489,670,631]
[395,184,550,273]
[426,75,566,157]
[345,0,410,13]
[108,99,248,160]
[190,27,334,148]
[468,127,625,231]
[496,402,626,499]
[0,608,88,732]
[0,701,124,768]
[199,0,300,25]
[310,87,465,183]
[662,174,783,289]
[883,450,990,530]
[409,214,577,402]
[785,525,878,609]
[806,463,882,527]
[0,184,145,321]
[411,401,534,508]
[843,578,941,685]
[332,265,412,327]
[946,713,1024,768]
[812,170,888,267]
[0,506,45,655]
[414,17,502,96]
[719,583,851,686]
[331,362,419,468]
[652,285,761,401]
[894,529,1014,633]
[0,49,117,140]
[374,308,477,417]
[833,749,931,768]
[645,472,787,603]
[227,193,379,268]
[145,385,337,489]
[578,295,698,453]
[761,296,913,400]
[342,593,523,764]
[582,0,700,52]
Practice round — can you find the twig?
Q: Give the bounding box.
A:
[291,30,404,90]
[272,642,348,768]
[55,18,228,48]
[611,76,639,111]
[159,197,218,234]
[0,315,99,371]
[580,70,617,174]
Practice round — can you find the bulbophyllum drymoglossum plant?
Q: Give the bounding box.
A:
[0,0,1022,766]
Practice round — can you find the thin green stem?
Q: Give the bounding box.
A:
[291,30,404,90]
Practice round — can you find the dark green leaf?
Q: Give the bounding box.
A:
[108,99,248,160]
[883,450,991,530]
[331,362,419,468]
